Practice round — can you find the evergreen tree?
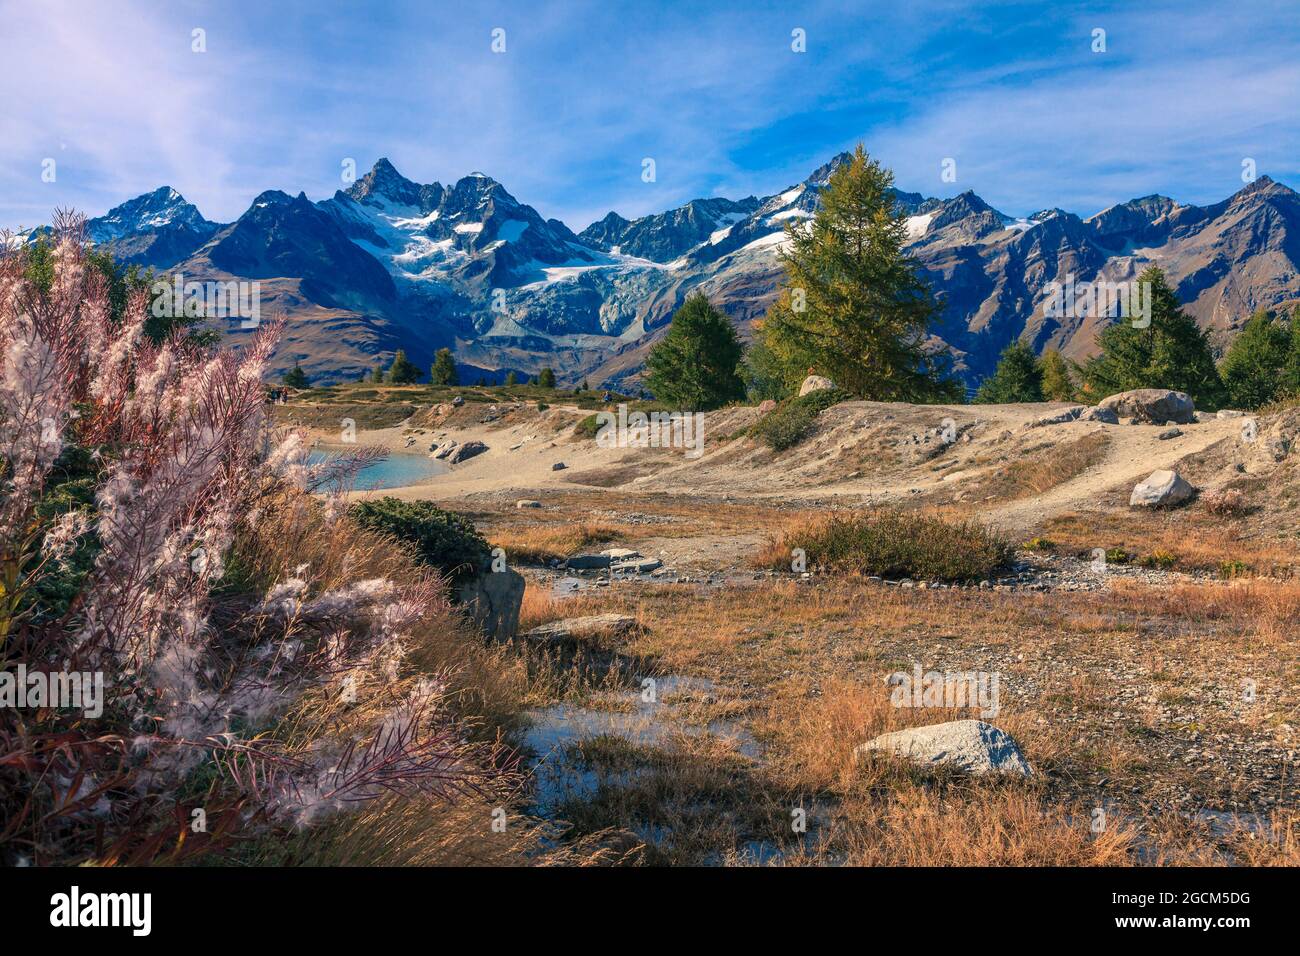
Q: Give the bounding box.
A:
[1080,266,1225,409]
[370,364,385,384]
[505,371,518,387]
[1281,306,1300,399]
[537,367,557,389]
[1219,309,1290,409]
[388,349,423,385]
[760,144,961,402]
[282,362,309,389]
[643,292,746,410]
[1039,348,1075,401]
[428,348,457,386]
[973,341,1043,403]
[739,336,794,402]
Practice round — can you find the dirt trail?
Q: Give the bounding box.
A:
[315,399,1242,537]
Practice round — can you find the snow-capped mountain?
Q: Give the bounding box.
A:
[85,186,219,268]
[41,156,1300,388]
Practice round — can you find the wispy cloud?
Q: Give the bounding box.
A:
[1,0,1296,232]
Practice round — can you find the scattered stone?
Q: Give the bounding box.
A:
[448,440,488,463]
[757,399,777,415]
[1098,388,1195,424]
[1130,469,1195,508]
[1157,427,1182,440]
[600,548,641,560]
[451,395,465,407]
[565,554,612,570]
[1025,406,1083,428]
[612,557,663,574]
[798,375,835,396]
[516,499,542,509]
[1216,409,1246,419]
[552,461,567,471]
[523,613,640,644]
[1078,405,1120,424]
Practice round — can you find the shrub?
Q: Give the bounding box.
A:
[575,413,602,439]
[1104,547,1131,564]
[1219,559,1252,579]
[759,510,1012,582]
[0,218,506,866]
[1203,488,1247,517]
[749,387,847,451]
[348,497,491,585]
[1024,537,1057,553]
[1138,549,1178,570]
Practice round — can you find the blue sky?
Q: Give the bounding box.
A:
[2,0,1297,232]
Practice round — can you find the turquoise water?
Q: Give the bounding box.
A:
[308,449,448,490]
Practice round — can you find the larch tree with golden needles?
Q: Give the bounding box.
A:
[760,144,962,402]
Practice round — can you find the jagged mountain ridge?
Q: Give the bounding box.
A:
[49,156,1300,388]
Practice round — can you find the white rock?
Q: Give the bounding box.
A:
[855,720,1032,776]
[1098,388,1195,424]
[1130,469,1195,507]
[798,375,835,397]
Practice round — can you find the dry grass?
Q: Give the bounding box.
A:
[1040,507,1300,576]
[490,521,626,565]
[509,571,1299,865]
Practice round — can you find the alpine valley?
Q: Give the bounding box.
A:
[37,155,1300,389]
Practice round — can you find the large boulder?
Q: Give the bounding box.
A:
[1130,469,1195,508]
[1098,389,1195,424]
[799,375,835,397]
[456,568,524,641]
[448,440,488,463]
[565,553,611,570]
[855,720,1032,776]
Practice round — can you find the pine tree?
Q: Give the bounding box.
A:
[974,341,1043,403]
[282,362,309,389]
[370,364,385,384]
[537,367,557,389]
[739,336,794,401]
[1081,266,1225,409]
[644,292,746,410]
[1039,349,1075,402]
[387,349,424,385]
[505,371,518,387]
[1219,309,1290,409]
[1281,306,1300,399]
[428,348,457,386]
[760,144,961,402]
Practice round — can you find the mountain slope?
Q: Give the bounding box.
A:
[59,157,1300,389]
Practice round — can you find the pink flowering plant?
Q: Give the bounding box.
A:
[0,213,512,865]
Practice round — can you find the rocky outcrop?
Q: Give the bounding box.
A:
[1098,389,1195,424]
[1078,405,1119,424]
[1130,469,1196,507]
[854,720,1032,776]
[448,440,488,463]
[523,614,641,645]
[457,568,525,641]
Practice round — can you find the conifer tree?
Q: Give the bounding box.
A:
[760,144,961,402]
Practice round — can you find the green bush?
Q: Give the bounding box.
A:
[1218,559,1251,579]
[575,413,602,439]
[769,510,1012,582]
[749,387,847,451]
[1104,547,1131,564]
[1137,549,1178,570]
[348,497,491,585]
